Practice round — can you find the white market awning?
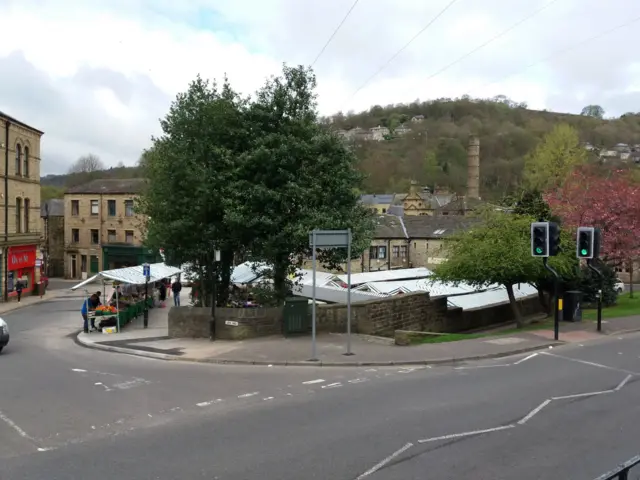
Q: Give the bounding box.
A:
[70,263,182,291]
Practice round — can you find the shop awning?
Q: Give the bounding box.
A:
[70,263,182,291]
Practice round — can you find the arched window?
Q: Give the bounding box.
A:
[24,198,30,232]
[15,144,21,176]
[15,198,22,233]
[23,146,29,178]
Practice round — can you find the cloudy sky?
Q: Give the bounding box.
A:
[0,0,638,175]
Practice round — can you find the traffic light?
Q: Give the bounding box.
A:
[576,227,601,259]
[548,222,561,256]
[531,222,549,257]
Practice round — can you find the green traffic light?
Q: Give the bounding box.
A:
[535,247,543,254]
[580,249,588,256]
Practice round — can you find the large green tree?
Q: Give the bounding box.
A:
[226,65,374,303]
[431,210,577,327]
[139,76,249,306]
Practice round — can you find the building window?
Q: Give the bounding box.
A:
[71,200,79,216]
[23,146,29,177]
[125,230,134,244]
[71,228,80,243]
[392,246,400,258]
[400,245,408,258]
[15,144,21,176]
[107,200,116,216]
[382,208,386,213]
[124,200,134,217]
[369,246,387,260]
[90,200,99,215]
[107,229,116,243]
[90,229,99,244]
[15,197,21,233]
[81,255,87,272]
[24,198,30,232]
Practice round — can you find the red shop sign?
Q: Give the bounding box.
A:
[7,245,36,270]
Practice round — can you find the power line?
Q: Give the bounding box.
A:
[466,13,640,97]
[312,0,360,67]
[341,0,461,109]
[420,0,562,85]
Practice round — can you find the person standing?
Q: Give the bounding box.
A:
[81,296,98,333]
[171,278,183,306]
[15,279,23,303]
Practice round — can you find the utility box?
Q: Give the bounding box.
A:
[563,291,583,322]
[283,297,311,336]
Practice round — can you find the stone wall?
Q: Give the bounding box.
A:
[168,307,211,338]
[316,293,543,337]
[215,307,283,340]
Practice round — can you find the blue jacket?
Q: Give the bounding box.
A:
[81,298,89,315]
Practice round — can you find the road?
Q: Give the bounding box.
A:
[2,294,640,479]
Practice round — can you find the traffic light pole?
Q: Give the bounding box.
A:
[587,259,603,332]
[543,257,560,341]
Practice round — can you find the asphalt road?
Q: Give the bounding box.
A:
[2,294,640,479]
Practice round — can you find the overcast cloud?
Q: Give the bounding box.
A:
[0,0,638,174]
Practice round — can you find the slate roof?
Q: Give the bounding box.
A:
[373,214,408,238]
[41,199,64,217]
[401,215,480,239]
[439,196,485,213]
[66,178,146,195]
[360,194,396,205]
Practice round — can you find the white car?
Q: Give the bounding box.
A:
[614,280,625,294]
[0,317,9,353]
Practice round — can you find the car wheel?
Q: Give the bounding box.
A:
[0,346,3,353]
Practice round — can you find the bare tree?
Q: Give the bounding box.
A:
[68,154,105,174]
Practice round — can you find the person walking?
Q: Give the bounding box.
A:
[172,278,183,306]
[15,279,23,303]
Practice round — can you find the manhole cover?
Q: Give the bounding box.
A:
[484,337,526,345]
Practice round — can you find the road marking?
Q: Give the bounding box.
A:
[453,364,510,370]
[540,352,637,375]
[238,392,259,398]
[552,390,612,400]
[71,368,87,373]
[321,382,342,389]
[356,442,414,479]
[615,374,633,391]
[0,409,33,440]
[518,399,551,425]
[302,379,325,385]
[514,353,538,365]
[263,397,274,401]
[348,378,369,384]
[418,425,514,444]
[113,378,151,390]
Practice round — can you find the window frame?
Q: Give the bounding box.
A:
[90,229,100,245]
[125,230,134,244]
[90,200,99,216]
[107,199,116,217]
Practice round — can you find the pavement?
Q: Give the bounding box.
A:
[76,300,640,366]
[2,291,640,478]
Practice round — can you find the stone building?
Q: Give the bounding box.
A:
[41,199,65,277]
[0,111,44,301]
[64,178,158,279]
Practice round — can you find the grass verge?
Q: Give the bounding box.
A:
[582,292,640,320]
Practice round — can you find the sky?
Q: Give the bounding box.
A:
[0,0,639,175]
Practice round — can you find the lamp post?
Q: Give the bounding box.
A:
[143,263,150,328]
[209,249,221,341]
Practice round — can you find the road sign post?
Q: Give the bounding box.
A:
[143,263,150,328]
[308,229,353,359]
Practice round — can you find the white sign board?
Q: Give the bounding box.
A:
[309,230,350,249]
[225,320,239,327]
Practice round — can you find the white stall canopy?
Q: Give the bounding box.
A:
[70,263,182,291]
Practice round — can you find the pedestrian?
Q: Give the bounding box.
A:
[15,279,23,303]
[81,295,98,333]
[158,281,167,306]
[171,278,182,306]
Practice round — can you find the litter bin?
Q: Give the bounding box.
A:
[283,297,311,336]
[562,290,583,322]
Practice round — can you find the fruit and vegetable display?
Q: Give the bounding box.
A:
[95,305,118,314]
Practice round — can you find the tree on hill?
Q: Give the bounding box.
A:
[68,154,104,174]
[431,210,577,326]
[581,105,605,119]
[523,124,588,192]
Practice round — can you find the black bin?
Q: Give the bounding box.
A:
[563,291,583,322]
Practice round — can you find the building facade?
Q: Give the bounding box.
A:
[0,111,43,301]
[64,178,158,279]
[41,199,65,277]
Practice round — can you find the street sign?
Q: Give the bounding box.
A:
[142,263,151,280]
[309,230,350,249]
[35,259,42,267]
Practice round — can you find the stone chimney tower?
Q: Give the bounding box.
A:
[467,135,480,199]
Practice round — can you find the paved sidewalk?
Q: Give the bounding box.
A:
[0,288,72,316]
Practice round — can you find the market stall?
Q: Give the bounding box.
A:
[71,263,182,333]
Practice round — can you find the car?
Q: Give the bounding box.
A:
[0,317,9,353]
[614,279,625,294]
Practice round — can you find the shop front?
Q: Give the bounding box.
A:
[7,245,37,297]
[102,245,162,271]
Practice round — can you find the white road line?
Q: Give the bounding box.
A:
[552,390,612,400]
[302,379,325,385]
[71,368,87,373]
[348,378,369,384]
[355,442,414,479]
[321,382,342,389]
[0,409,35,441]
[418,425,514,444]
[238,392,259,398]
[263,397,274,401]
[196,401,213,407]
[615,374,633,391]
[453,364,510,370]
[518,399,551,425]
[514,353,538,365]
[540,352,637,375]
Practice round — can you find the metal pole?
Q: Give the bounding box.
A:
[543,257,560,341]
[311,231,318,361]
[345,228,353,356]
[210,261,216,341]
[115,283,121,333]
[143,278,149,328]
[587,259,604,332]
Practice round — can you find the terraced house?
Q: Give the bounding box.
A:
[0,111,44,301]
[64,178,159,279]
